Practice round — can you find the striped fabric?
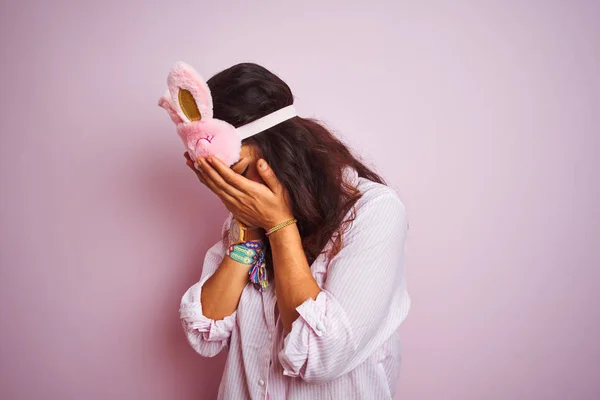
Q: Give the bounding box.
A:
[180,167,410,399]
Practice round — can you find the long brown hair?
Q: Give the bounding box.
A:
[208,63,386,274]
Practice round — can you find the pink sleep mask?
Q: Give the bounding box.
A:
[158,61,297,167]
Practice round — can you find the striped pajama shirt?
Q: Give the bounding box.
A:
[180,167,410,399]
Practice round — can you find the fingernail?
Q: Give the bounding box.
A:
[259,159,267,169]
[207,156,213,164]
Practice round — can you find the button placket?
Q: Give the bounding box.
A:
[260,286,277,398]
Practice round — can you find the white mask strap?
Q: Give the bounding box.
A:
[236,105,297,139]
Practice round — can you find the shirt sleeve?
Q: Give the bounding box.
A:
[278,191,411,384]
[180,213,237,357]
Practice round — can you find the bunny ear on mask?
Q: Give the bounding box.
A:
[158,89,183,124]
[166,62,214,124]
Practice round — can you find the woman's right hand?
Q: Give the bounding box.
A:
[184,152,261,233]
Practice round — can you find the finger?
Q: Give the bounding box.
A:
[191,160,202,173]
[185,152,202,180]
[196,162,222,193]
[256,159,282,193]
[186,158,197,171]
[198,157,245,198]
[186,151,199,163]
[186,157,214,189]
[207,156,255,192]
[187,162,207,185]
[200,172,239,211]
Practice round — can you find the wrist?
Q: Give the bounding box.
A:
[230,217,265,244]
[244,228,265,242]
[267,221,300,248]
[265,218,298,240]
[263,213,295,231]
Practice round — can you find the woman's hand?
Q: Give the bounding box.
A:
[184,152,294,230]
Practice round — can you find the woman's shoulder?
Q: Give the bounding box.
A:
[331,175,408,251]
[357,178,402,205]
[341,166,405,216]
[350,166,403,208]
[343,166,402,205]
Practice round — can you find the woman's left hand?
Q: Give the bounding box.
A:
[195,155,294,230]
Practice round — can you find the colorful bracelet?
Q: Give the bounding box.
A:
[227,243,258,264]
[226,241,269,292]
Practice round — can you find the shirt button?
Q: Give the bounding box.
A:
[316,321,325,332]
[269,333,273,340]
[259,379,265,386]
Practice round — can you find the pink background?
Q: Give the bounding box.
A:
[1,1,599,399]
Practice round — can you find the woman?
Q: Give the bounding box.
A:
[179,62,410,399]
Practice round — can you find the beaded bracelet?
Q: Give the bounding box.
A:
[227,243,258,265]
[226,241,269,292]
